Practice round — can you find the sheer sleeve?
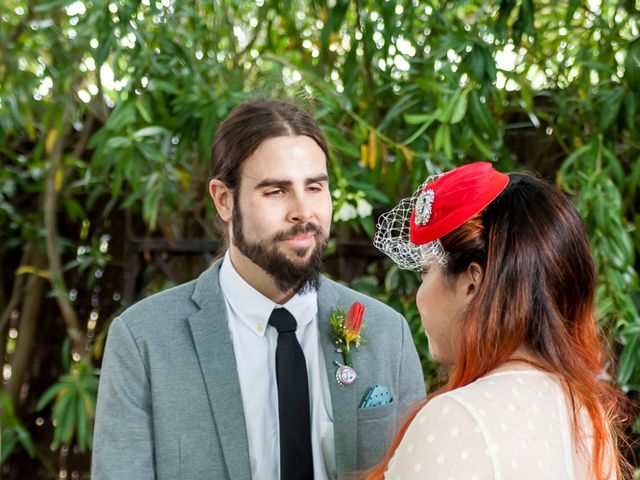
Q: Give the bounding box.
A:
[384,394,494,479]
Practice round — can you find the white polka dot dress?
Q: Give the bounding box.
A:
[384,366,605,479]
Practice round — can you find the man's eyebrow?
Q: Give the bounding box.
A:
[253,178,292,189]
[253,174,329,189]
[306,174,329,185]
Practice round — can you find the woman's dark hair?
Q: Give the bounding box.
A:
[210,98,328,188]
[443,174,603,380]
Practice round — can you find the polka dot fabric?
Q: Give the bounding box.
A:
[385,367,597,479]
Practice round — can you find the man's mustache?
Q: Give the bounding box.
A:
[272,223,324,242]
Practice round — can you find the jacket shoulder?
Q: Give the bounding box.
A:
[117,278,199,331]
[117,261,222,332]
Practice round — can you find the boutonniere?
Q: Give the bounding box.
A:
[330,301,366,386]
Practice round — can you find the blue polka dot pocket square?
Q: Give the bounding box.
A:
[359,384,393,408]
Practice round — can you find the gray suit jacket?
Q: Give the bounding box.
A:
[92,260,425,479]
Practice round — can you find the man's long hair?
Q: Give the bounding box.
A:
[210,98,328,190]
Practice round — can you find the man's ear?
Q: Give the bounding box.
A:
[464,262,484,301]
[209,179,233,223]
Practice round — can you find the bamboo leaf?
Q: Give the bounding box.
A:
[133,126,170,139]
[435,124,452,158]
[360,144,368,168]
[400,145,414,169]
[415,78,456,95]
[596,87,624,130]
[16,426,37,457]
[54,167,64,191]
[368,131,377,169]
[442,125,453,159]
[450,89,469,124]
[403,109,441,146]
[626,154,640,204]
[76,393,89,452]
[471,134,493,160]
[136,98,154,124]
[148,79,181,96]
[624,38,640,90]
[621,324,640,336]
[105,102,136,131]
[105,136,132,150]
[360,216,374,238]
[52,392,76,447]
[465,47,483,82]
[33,0,68,12]
[45,128,58,154]
[36,383,67,411]
[618,335,640,384]
[404,113,436,125]
[1,434,20,463]
[15,265,50,279]
[438,90,463,124]
[384,266,400,291]
[468,90,497,138]
[434,123,446,151]
[565,0,580,25]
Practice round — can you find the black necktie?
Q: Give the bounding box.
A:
[268,307,314,480]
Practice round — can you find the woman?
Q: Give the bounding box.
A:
[371,162,630,479]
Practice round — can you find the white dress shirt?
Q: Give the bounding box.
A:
[219,252,336,480]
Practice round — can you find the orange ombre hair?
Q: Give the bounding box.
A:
[367,173,631,479]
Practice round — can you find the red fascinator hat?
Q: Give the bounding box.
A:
[409,162,509,245]
[374,162,509,271]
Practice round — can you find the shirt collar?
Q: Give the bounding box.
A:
[219,251,318,337]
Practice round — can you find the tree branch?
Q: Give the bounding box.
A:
[237,4,269,63]
[43,110,85,354]
[4,247,47,407]
[354,0,377,120]
[0,247,31,335]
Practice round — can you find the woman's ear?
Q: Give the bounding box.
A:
[464,262,484,301]
[209,179,233,223]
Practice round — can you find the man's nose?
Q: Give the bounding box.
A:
[288,192,313,223]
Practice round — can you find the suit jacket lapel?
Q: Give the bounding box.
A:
[318,279,358,475]
[188,261,251,480]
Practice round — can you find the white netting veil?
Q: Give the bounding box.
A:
[373,178,447,271]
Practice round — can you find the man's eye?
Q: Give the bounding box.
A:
[265,189,284,197]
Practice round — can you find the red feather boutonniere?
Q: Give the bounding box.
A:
[330,301,366,386]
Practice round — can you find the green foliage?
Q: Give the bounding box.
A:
[36,347,99,453]
[559,137,640,389]
[1,0,639,473]
[0,391,36,462]
[351,263,442,392]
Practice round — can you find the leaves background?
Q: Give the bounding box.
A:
[1,0,639,477]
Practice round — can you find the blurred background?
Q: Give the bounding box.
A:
[1,0,639,478]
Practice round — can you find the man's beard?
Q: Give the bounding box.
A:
[232,202,328,294]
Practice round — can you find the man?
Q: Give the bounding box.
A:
[92,99,425,479]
